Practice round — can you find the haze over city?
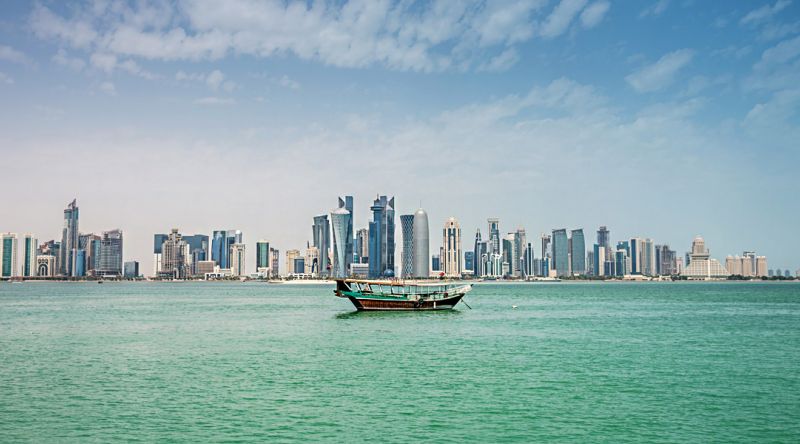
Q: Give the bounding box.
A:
[1,0,799,273]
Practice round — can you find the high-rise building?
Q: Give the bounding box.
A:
[570,229,585,275]
[338,196,354,275]
[355,228,369,264]
[60,199,80,277]
[615,249,628,276]
[629,238,642,274]
[211,230,228,269]
[305,246,320,275]
[1,233,18,278]
[681,236,728,279]
[412,209,429,278]
[488,218,500,255]
[756,256,768,277]
[541,234,551,261]
[368,195,395,278]
[256,240,270,272]
[230,243,246,277]
[552,229,569,277]
[312,215,331,277]
[473,229,482,276]
[641,239,655,276]
[400,214,414,278]
[153,233,168,277]
[98,229,123,277]
[431,254,440,272]
[330,208,351,278]
[442,217,461,277]
[593,244,605,277]
[270,248,280,277]
[597,226,610,250]
[465,251,475,274]
[285,249,301,275]
[161,229,189,279]
[22,234,37,277]
[124,261,139,278]
[513,228,527,277]
[502,235,513,276]
[523,242,534,277]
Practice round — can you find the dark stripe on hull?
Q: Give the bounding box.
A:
[348,294,464,311]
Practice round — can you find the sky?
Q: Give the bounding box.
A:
[1,0,799,274]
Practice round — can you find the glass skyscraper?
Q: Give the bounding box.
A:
[570,229,585,275]
[330,208,351,278]
[256,240,270,270]
[98,229,123,277]
[552,229,569,277]
[400,214,414,278]
[312,215,331,277]
[60,199,80,277]
[368,195,395,278]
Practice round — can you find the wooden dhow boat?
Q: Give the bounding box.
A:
[334,278,472,311]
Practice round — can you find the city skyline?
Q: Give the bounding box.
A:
[1,2,799,272]
[1,196,795,278]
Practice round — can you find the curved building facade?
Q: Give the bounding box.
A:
[330,207,351,278]
[412,209,429,278]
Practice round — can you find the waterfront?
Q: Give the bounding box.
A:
[1,282,799,442]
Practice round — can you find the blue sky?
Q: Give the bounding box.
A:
[1,0,799,273]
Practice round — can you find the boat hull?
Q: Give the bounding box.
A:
[347,294,464,311]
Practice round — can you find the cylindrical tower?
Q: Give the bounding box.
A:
[412,208,429,278]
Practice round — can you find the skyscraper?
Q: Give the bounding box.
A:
[552,229,569,277]
[338,196,354,275]
[256,240,270,271]
[230,243,246,276]
[368,195,395,278]
[412,208,429,278]
[330,207,351,278]
[22,234,37,277]
[312,214,331,277]
[1,233,18,278]
[514,228,527,277]
[570,229,585,275]
[442,217,461,277]
[211,230,228,269]
[465,251,475,274]
[161,229,188,279]
[488,218,500,255]
[153,233,168,277]
[60,199,80,277]
[629,237,642,274]
[356,228,369,264]
[270,248,280,277]
[98,229,123,277]
[400,214,414,278]
[473,229,482,276]
[597,226,610,250]
[681,236,728,279]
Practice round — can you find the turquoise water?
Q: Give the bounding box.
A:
[1,282,799,442]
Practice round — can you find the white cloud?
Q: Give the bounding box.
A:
[639,0,670,18]
[747,35,800,91]
[0,72,13,84]
[90,52,118,73]
[193,97,236,105]
[539,0,588,38]
[626,49,695,93]
[0,45,33,66]
[580,1,610,29]
[741,0,792,25]
[478,48,520,72]
[277,75,300,90]
[27,1,603,73]
[176,69,235,91]
[99,81,116,95]
[52,49,86,71]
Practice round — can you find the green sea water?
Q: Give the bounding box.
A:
[1,281,799,442]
